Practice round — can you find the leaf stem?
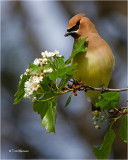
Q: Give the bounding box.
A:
[38,96,56,102]
[55,79,59,89]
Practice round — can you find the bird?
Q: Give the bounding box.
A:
[65,14,115,112]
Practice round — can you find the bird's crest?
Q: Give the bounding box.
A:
[68,14,85,29]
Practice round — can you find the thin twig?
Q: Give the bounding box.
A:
[62,84,128,93]
[79,85,128,92]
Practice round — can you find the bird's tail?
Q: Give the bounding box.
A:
[92,104,101,114]
[85,90,101,113]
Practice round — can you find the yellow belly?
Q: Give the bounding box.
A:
[72,50,114,105]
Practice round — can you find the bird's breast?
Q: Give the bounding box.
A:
[72,46,114,88]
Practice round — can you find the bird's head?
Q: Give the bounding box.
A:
[65,14,96,39]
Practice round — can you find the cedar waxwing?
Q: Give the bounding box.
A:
[65,14,115,110]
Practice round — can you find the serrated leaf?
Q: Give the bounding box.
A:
[64,94,72,108]
[93,129,116,159]
[33,100,49,119]
[54,57,65,69]
[65,37,88,65]
[120,115,128,143]
[14,74,30,104]
[49,64,77,80]
[33,92,55,119]
[96,92,120,110]
[42,99,57,133]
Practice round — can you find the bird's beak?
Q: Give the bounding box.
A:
[64,31,70,37]
[64,30,78,37]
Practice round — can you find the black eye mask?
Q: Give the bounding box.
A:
[67,20,80,32]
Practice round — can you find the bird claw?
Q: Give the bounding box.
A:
[72,81,83,96]
[68,80,85,96]
[101,86,106,93]
[72,84,79,96]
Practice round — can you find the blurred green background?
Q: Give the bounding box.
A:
[1,1,127,159]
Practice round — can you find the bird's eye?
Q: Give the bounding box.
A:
[67,20,80,32]
[76,20,80,28]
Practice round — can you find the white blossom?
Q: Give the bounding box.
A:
[33,58,40,66]
[43,68,53,73]
[47,68,53,73]
[56,54,62,57]
[41,50,48,57]
[43,70,47,73]
[24,93,31,99]
[45,52,54,57]
[41,50,62,58]
[26,69,29,73]
[20,74,23,79]
[25,81,32,88]
[54,50,62,57]
[33,57,48,67]
[23,50,62,100]
[32,76,40,84]
[42,58,48,63]
[24,75,43,98]
[54,50,59,55]
[24,68,29,75]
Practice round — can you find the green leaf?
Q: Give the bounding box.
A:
[65,37,88,65]
[49,64,77,80]
[59,75,72,89]
[29,63,39,74]
[73,37,88,53]
[93,129,116,159]
[42,99,57,133]
[120,115,128,143]
[54,57,65,69]
[96,92,120,110]
[40,76,52,92]
[33,100,49,119]
[14,74,30,104]
[29,63,50,75]
[33,88,45,95]
[40,92,55,102]
[33,92,56,119]
[64,94,72,108]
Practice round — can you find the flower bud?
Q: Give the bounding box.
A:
[32,97,37,102]
[95,125,102,130]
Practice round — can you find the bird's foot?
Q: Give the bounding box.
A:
[69,81,83,96]
[67,80,85,96]
[72,84,80,96]
[101,86,106,93]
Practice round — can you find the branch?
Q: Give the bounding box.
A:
[62,81,128,94]
[79,86,128,92]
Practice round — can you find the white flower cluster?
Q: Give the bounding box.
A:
[24,75,43,98]
[33,58,48,66]
[41,50,62,58]
[21,50,62,99]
